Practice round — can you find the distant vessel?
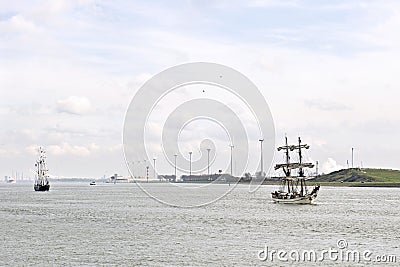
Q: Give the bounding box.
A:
[6,177,16,183]
[34,147,50,191]
[90,181,96,185]
[272,137,320,204]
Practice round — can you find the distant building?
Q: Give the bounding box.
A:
[109,173,133,183]
[181,173,239,182]
[157,175,176,182]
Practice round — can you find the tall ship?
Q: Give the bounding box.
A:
[271,136,320,204]
[34,147,50,191]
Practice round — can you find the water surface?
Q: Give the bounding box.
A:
[1,182,399,266]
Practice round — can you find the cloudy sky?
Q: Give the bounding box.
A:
[1,0,399,179]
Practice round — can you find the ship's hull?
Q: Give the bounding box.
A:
[34,184,50,191]
[272,194,316,204]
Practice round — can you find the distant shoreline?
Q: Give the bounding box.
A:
[156,180,400,188]
[6,179,400,188]
[259,181,400,188]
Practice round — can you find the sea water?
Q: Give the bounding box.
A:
[1,182,399,266]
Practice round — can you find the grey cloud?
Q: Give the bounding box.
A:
[7,102,53,116]
[305,99,352,111]
[56,96,92,115]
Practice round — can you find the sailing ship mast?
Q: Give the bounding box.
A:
[37,148,47,181]
[274,137,314,196]
[275,137,314,177]
[34,147,50,191]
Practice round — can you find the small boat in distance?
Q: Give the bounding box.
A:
[34,147,50,191]
[6,177,16,183]
[272,136,320,204]
[90,181,96,185]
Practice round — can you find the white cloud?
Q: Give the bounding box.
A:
[47,142,91,156]
[107,144,122,153]
[26,145,40,155]
[132,73,153,85]
[57,96,92,115]
[305,99,352,111]
[26,143,91,157]
[321,158,345,174]
[2,1,400,177]
[27,142,120,157]
[8,15,41,33]
[0,148,20,157]
[246,0,299,8]
[358,7,400,49]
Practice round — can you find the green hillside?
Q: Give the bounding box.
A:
[314,168,400,183]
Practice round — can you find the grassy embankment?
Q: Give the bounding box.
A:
[313,168,400,187]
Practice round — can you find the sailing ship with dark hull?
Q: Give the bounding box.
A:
[34,147,50,191]
[272,137,320,204]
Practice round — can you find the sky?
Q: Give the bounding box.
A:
[1,0,400,179]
